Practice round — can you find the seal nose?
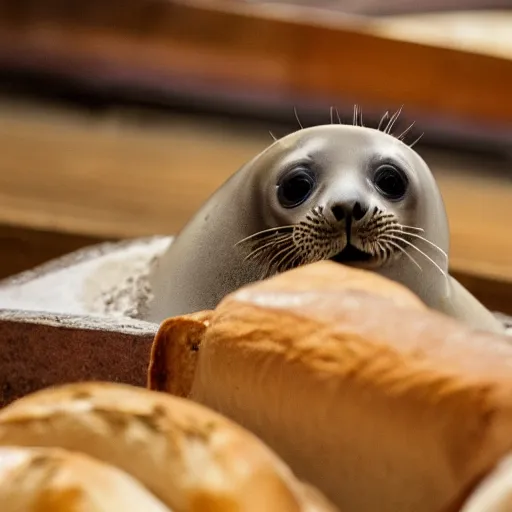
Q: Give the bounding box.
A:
[330,201,368,222]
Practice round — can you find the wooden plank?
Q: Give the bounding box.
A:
[452,270,512,316]
[368,11,512,60]
[0,223,103,280]
[0,102,259,238]
[1,0,512,131]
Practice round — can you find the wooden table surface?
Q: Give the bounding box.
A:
[0,99,511,308]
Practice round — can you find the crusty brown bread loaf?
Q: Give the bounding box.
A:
[0,381,337,512]
[0,446,172,512]
[149,310,213,397]
[148,260,512,512]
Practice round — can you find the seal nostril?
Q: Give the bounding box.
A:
[352,202,368,221]
[331,205,345,222]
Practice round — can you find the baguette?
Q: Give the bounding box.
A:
[148,260,512,512]
[0,445,171,511]
[0,381,336,512]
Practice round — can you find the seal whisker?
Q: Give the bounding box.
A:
[377,111,389,131]
[376,240,387,260]
[359,215,395,233]
[379,239,401,265]
[242,235,293,262]
[241,233,292,252]
[330,106,334,124]
[274,245,303,273]
[235,226,295,246]
[387,229,448,260]
[244,232,292,247]
[269,131,277,141]
[352,104,364,127]
[397,122,415,141]
[335,107,342,124]
[396,224,425,233]
[380,234,447,278]
[384,105,403,135]
[378,239,396,261]
[378,240,394,261]
[280,248,306,273]
[264,244,299,276]
[272,250,293,273]
[294,107,304,129]
[409,133,424,148]
[384,239,423,271]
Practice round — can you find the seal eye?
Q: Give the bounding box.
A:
[373,164,408,200]
[277,167,316,208]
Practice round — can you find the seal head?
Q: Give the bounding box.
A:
[237,124,448,287]
[148,120,503,333]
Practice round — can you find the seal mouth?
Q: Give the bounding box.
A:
[330,244,373,264]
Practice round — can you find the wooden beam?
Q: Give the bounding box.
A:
[0,0,512,130]
[0,223,104,281]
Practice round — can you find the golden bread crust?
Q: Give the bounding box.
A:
[156,261,512,511]
[0,381,332,512]
[0,446,171,512]
[148,310,212,396]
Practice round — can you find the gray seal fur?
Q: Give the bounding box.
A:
[147,122,504,334]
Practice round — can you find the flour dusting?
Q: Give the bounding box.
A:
[0,237,172,320]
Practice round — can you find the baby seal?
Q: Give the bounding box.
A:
[148,111,504,333]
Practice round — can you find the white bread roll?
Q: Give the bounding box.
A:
[461,453,512,512]
[0,445,171,512]
[148,261,512,512]
[0,381,336,512]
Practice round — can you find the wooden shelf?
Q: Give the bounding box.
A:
[1,0,512,135]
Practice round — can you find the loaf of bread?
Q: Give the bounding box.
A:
[0,446,171,511]
[0,381,337,512]
[148,260,512,512]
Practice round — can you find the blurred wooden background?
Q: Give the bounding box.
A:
[0,0,511,313]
